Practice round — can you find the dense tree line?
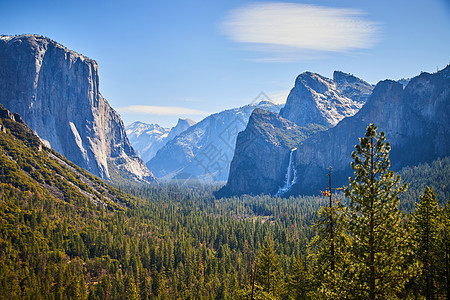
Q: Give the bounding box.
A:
[0,117,448,299]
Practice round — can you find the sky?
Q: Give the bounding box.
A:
[1,0,449,127]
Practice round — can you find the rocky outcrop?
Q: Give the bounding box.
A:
[222,66,449,196]
[0,34,155,182]
[216,109,324,196]
[280,71,373,127]
[333,71,374,103]
[291,66,450,194]
[147,101,283,181]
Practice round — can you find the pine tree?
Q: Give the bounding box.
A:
[125,273,139,300]
[437,203,450,299]
[412,186,440,299]
[308,196,350,298]
[255,237,283,298]
[344,123,414,299]
[286,257,309,299]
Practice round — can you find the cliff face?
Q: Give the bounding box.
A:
[216,109,325,197]
[279,71,373,127]
[0,34,155,182]
[222,66,449,196]
[291,66,450,194]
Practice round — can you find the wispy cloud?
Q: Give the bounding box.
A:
[221,2,380,61]
[118,105,210,116]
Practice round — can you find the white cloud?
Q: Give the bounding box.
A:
[118,105,209,116]
[221,2,380,59]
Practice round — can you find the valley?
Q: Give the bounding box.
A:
[0,33,448,299]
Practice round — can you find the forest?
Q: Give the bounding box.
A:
[0,113,449,299]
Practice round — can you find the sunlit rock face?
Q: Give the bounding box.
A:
[280,71,373,127]
[0,34,155,182]
[220,67,449,197]
[290,66,450,195]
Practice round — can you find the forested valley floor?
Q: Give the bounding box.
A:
[0,114,449,299]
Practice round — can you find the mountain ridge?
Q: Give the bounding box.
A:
[147,101,283,182]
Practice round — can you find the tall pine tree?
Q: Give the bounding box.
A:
[412,186,440,299]
[255,237,283,298]
[437,203,450,299]
[286,257,309,300]
[308,194,350,299]
[344,124,415,299]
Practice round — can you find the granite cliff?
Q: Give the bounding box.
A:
[216,109,325,196]
[290,66,450,194]
[279,71,373,127]
[222,66,450,196]
[0,34,155,182]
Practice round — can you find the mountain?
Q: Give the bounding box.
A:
[126,122,170,163]
[216,109,326,197]
[222,66,450,196]
[147,101,283,182]
[0,34,155,183]
[126,118,196,163]
[167,118,197,140]
[279,71,373,127]
[0,104,135,209]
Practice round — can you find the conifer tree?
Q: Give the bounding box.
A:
[412,186,440,299]
[344,123,414,299]
[125,273,139,300]
[308,193,350,298]
[286,257,309,299]
[437,203,450,299]
[255,237,283,298]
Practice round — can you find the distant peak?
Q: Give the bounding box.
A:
[256,100,276,106]
[176,118,196,127]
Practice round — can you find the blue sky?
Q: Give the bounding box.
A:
[1,0,449,127]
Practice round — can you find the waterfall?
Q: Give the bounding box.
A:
[275,148,297,196]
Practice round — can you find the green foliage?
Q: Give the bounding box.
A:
[0,112,448,299]
[411,186,441,299]
[308,199,351,299]
[286,257,309,300]
[399,156,450,212]
[255,237,283,297]
[344,124,416,299]
[436,203,450,299]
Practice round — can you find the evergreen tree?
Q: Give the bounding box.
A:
[308,198,350,299]
[255,237,283,298]
[125,273,139,300]
[437,203,450,299]
[412,186,440,299]
[344,123,414,299]
[286,257,309,300]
